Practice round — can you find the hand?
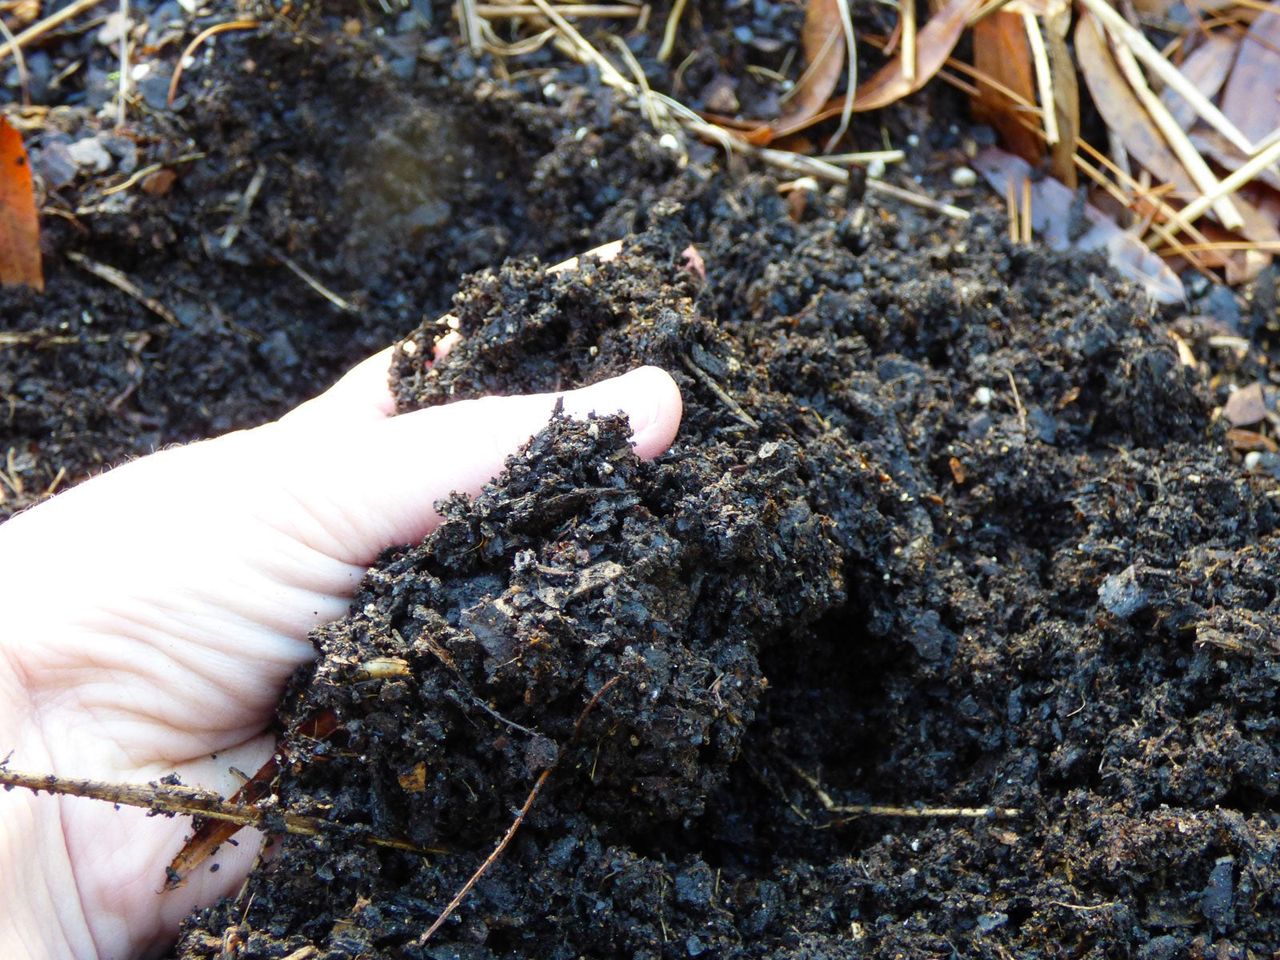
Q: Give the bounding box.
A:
[0,341,682,960]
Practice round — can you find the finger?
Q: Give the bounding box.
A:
[284,242,628,429]
[277,365,682,565]
[280,346,398,426]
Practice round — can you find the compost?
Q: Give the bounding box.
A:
[0,6,1275,959]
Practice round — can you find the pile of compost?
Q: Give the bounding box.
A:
[172,195,1278,959]
[0,7,1274,958]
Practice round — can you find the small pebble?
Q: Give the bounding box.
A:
[67,137,113,174]
[951,166,978,188]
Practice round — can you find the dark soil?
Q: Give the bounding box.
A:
[1,4,1277,960]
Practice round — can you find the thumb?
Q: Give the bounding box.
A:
[264,365,683,566]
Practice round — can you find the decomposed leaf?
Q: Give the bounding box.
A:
[0,116,42,291]
[779,0,847,129]
[1075,12,1196,196]
[1219,10,1280,147]
[970,10,1043,164]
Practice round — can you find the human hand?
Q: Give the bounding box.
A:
[0,326,681,959]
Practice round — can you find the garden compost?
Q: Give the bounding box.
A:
[0,5,1276,959]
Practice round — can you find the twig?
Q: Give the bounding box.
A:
[116,0,128,127]
[0,762,442,856]
[166,20,260,107]
[1173,132,1280,228]
[826,0,858,152]
[1107,27,1244,231]
[1006,175,1018,243]
[680,353,759,429]
[1021,11,1057,146]
[1007,370,1027,436]
[98,152,205,197]
[419,676,622,943]
[787,762,1020,820]
[901,0,916,83]
[0,0,111,63]
[1021,175,1031,244]
[477,3,643,15]
[240,226,357,314]
[866,176,971,220]
[1075,0,1255,156]
[818,149,906,165]
[657,0,687,61]
[66,252,180,327]
[222,163,267,250]
[458,0,483,53]
[0,15,29,105]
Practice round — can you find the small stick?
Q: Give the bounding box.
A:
[66,252,180,327]
[680,353,759,429]
[0,0,111,63]
[1020,175,1032,245]
[240,227,357,314]
[98,151,205,197]
[419,676,622,943]
[0,762,442,856]
[1007,369,1027,436]
[866,176,970,221]
[1108,29,1244,231]
[0,15,29,105]
[222,163,267,250]
[825,0,857,152]
[1076,0,1255,156]
[901,0,917,84]
[818,149,906,165]
[657,0,687,61]
[1006,175,1018,243]
[116,0,128,128]
[1021,11,1057,146]
[166,20,260,107]
[788,762,1020,819]
[1173,132,1280,228]
[477,3,643,17]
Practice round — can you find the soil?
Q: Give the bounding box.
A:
[1,4,1277,960]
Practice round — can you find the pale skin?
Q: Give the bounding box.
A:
[0,332,682,960]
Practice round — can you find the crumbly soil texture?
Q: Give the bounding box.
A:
[0,5,1276,960]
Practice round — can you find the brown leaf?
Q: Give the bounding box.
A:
[733,0,983,144]
[1044,5,1079,187]
[1075,12,1197,196]
[0,116,42,291]
[970,11,1043,164]
[852,0,983,112]
[973,147,1184,303]
[1219,10,1280,147]
[1161,32,1237,132]
[780,0,848,128]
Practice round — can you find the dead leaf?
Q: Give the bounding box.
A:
[0,115,42,291]
[973,147,1185,303]
[779,0,847,128]
[1161,32,1237,132]
[1075,12,1197,197]
[1044,5,1079,187]
[725,0,983,145]
[851,0,983,112]
[1219,10,1280,147]
[970,11,1043,164]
